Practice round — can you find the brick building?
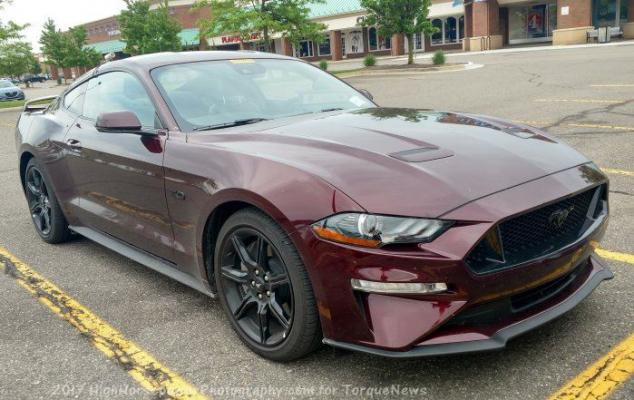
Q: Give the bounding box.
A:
[73,0,632,68]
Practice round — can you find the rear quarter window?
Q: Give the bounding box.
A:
[63,83,87,115]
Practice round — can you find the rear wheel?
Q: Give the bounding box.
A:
[214,208,321,361]
[24,158,71,244]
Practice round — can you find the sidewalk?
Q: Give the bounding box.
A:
[321,39,634,72]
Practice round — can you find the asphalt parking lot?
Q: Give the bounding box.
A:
[0,44,632,400]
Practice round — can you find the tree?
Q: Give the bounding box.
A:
[39,19,102,83]
[39,19,69,72]
[66,26,103,69]
[0,2,35,80]
[0,1,26,44]
[360,0,436,65]
[30,57,42,75]
[119,0,182,55]
[195,0,326,53]
[83,47,103,68]
[0,41,37,78]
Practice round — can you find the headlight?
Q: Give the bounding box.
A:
[311,213,452,248]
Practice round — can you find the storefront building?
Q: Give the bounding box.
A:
[465,0,633,50]
[78,0,634,66]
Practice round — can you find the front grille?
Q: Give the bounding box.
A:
[466,185,606,274]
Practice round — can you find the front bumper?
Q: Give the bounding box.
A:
[0,93,25,101]
[293,164,612,356]
[323,255,612,357]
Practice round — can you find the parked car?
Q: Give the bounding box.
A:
[15,52,612,361]
[22,74,47,84]
[0,79,25,101]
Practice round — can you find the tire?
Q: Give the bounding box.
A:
[23,158,71,244]
[214,208,322,361]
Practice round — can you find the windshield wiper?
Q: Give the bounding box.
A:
[193,118,269,131]
[320,108,343,113]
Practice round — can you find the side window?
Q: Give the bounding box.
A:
[83,72,158,128]
[63,82,87,115]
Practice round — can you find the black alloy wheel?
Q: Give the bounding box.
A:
[23,158,71,244]
[219,227,294,346]
[214,208,321,361]
[25,165,52,236]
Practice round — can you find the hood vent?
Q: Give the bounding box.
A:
[389,146,454,163]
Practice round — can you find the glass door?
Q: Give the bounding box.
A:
[508,1,556,44]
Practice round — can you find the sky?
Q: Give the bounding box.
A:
[2,0,126,52]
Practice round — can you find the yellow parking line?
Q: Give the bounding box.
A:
[514,120,549,125]
[566,123,634,131]
[513,120,634,132]
[601,168,634,177]
[591,84,634,88]
[595,247,634,265]
[548,332,634,400]
[0,247,208,400]
[534,99,623,104]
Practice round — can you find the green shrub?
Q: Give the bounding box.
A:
[432,50,446,65]
[319,60,328,71]
[363,54,376,67]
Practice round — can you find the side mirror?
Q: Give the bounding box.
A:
[96,111,144,133]
[359,89,373,101]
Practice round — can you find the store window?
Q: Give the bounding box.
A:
[368,27,391,51]
[621,0,630,24]
[295,40,314,58]
[318,36,331,56]
[509,2,556,44]
[445,17,458,43]
[593,0,629,27]
[431,19,443,44]
[254,43,268,52]
[414,32,424,50]
[431,16,463,45]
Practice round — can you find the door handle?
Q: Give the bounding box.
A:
[66,139,82,151]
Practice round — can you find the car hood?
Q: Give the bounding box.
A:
[189,108,589,218]
[0,86,21,94]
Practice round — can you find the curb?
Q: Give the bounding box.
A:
[339,62,483,78]
[0,106,23,113]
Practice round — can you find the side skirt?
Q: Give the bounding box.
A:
[70,225,216,298]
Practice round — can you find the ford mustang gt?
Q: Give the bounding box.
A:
[15,52,612,361]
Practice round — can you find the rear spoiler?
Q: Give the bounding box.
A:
[23,95,58,113]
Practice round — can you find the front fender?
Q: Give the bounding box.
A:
[163,138,364,285]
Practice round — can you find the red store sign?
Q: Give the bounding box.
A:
[221,33,260,43]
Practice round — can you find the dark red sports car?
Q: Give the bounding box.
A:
[15,52,612,361]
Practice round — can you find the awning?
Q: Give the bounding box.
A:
[318,13,365,31]
[429,1,465,18]
[309,0,364,18]
[179,28,200,46]
[85,28,200,54]
[85,40,126,54]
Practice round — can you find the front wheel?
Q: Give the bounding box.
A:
[214,208,321,361]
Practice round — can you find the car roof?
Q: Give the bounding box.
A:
[98,51,295,73]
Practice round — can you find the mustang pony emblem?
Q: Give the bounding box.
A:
[549,206,575,229]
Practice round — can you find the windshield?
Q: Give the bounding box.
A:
[0,80,14,88]
[151,58,375,131]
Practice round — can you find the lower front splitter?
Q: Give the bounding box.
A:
[323,255,613,358]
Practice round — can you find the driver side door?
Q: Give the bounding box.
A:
[64,71,175,261]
